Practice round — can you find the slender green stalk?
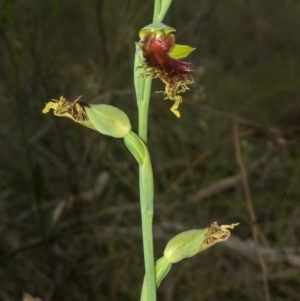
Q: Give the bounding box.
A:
[134,22,156,301]
[133,3,160,300]
[135,56,156,301]
[123,129,156,301]
[153,0,161,23]
[135,1,173,300]
[139,155,156,301]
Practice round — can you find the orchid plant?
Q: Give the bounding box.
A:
[42,0,238,300]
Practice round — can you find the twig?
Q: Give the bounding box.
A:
[175,128,255,185]
[179,148,275,207]
[186,100,286,145]
[223,235,300,269]
[7,222,300,270]
[233,121,271,301]
[16,171,110,222]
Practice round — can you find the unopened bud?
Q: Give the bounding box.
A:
[85,104,131,138]
[164,222,239,263]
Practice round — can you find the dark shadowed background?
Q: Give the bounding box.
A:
[0,0,300,300]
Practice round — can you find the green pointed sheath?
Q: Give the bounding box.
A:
[123,131,146,165]
[140,257,172,301]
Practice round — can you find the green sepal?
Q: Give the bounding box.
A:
[134,46,146,105]
[168,44,196,59]
[85,104,131,138]
[135,42,144,62]
[139,22,175,40]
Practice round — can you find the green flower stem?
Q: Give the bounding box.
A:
[134,1,173,300]
[139,155,156,301]
[124,131,156,301]
[135,66,156,299]
[153,0,161,23]
[134,38,156,301]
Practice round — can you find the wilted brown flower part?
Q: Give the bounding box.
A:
[43,96,90,122]
[203,222,239,246]
[141,33,195,117]
[42,96,96,130]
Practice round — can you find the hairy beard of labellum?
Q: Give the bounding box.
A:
[158,58,194,91]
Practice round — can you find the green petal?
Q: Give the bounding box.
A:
[168,44,195,59]
[139,22,175,39]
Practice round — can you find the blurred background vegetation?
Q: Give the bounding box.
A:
[0,0,300,300]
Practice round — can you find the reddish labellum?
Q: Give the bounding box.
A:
[141,32,195,117]
[142,33,194,83]
[142,33,175,68]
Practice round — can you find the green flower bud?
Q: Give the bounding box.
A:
[164,229,207,263]
[164,222,239,263]
[85,104,131,138]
